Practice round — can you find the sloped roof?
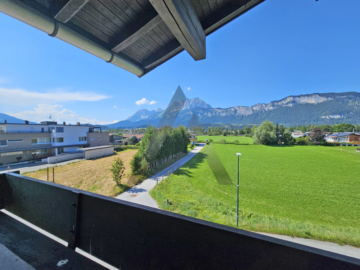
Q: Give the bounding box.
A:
[0,0,264,76]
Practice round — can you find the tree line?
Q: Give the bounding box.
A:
[131,126,190,174]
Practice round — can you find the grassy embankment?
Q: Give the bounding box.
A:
[150,144,360,247]
[23,149,140,197]
[197,135,253,144]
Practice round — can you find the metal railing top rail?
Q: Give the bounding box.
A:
[0,131,51,134]
[0,172,359,270]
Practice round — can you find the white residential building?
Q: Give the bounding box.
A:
[0,121,109,165]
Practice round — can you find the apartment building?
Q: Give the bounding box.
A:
[0,121,109,165]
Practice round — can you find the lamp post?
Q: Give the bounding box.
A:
[236,153,242,226]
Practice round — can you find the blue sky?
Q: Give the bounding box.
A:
[0,0,359,125]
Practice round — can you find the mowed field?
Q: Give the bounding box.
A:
[197,135,253,144]
[24,150,138,197]
[151,145,360,246]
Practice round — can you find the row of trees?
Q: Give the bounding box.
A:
[131,126,190,174]
[253,121,330,145]
[285,123,360,133]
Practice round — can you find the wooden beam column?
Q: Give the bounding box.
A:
[111,15,162,53]
[149,0,206,60]
[54,0,89,23]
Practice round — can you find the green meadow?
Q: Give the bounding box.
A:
[197,135,253,144]
[150,144,360,247]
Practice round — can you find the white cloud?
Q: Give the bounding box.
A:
[0,87,110,105]
[186,87,191,91]
[114,105,117,109]
[149,100,157,105]
[7,104,117,125]
[135,98,149,105]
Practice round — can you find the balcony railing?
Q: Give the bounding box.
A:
[0,172,359,269]
[0,131,51,134]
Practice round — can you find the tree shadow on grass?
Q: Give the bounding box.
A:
[204,144,233,185]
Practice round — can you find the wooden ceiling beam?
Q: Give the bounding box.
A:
[111,15,162,53]
[143,0,265,75]
[54,0,89,23]
[149,0,206,61]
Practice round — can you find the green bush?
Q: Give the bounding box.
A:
[220,139,226,144]
[320,141,336,146]
[234,140,239,144]
[110,157,125,186]
[209,139,213,143]
[296,137,312,145]
[131,153,142,174]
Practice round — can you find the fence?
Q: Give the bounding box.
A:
[0,173,359,269]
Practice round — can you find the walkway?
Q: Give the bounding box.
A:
[116,144,205,208]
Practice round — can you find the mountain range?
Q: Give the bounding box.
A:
[108,92,360,128]
[0,113,37,124]
[1,92,359,128]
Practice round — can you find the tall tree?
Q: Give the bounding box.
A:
[310,128,325,144]
[253,120,277,145]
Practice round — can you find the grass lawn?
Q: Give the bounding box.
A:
[23,149,140,197]
[150,145,360,247]
[197,135,253,144]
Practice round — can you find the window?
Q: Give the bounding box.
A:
[56,137,64,143]
[32,139,37,144]
[0,140,7,146]
[37,138,51,144]
[56,127,64,133]
[52,138,55,143]
[79,136,87,141]
[91,137,93,141]
[0,126,5,133]
[8,139,22,142]
[50,127,55,133]
[98,137,100,140]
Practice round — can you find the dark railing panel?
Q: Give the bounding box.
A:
[1,173,360,270]
[3,174,77,242]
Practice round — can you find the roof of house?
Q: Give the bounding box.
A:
[329,132,355,137]
[0,0,264,77]
[122,134,144,139]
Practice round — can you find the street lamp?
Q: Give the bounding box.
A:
[236,153,242,226]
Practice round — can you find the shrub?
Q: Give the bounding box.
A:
[296,137,312,145]
[135,142,141,146]
[320,141,336,146]
[234,140,239,144]
[209,139,213,143]
[129,136,139,145]
[110,157,125,186]
[220,139,226,144]
[131,153,142,174]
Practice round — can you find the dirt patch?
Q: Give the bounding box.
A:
[23,150,138,197]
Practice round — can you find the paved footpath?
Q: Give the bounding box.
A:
[116,143,205,208]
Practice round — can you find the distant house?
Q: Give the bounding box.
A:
[109,134,122,143]
[122,134,144,141]
[189,133,197,144]
[325,133,360,144]
[291,131,306,138]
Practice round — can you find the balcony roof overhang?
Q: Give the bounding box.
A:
[0,0,265,77]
